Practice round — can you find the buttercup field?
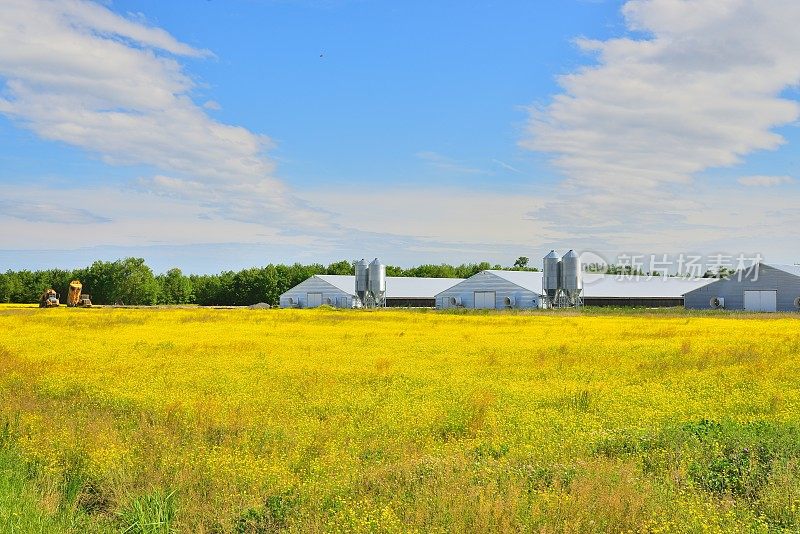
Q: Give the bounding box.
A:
[2,1,800,531]
[2,306,800,532]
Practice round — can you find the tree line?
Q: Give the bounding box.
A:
[0,257,539,306]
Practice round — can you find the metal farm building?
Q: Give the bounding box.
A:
[278,255,800,312]
[436,270,716,309]
[435,271,542,310]
[684,264,800,312]
[279,275,463,308]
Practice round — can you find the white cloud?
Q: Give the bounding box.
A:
[3,0,799,268]
[0,0,317,228]
[737,175,794,187]
[7,179,797,267]
[0,182,550,266]
[301,186,547,246]
[0,184,306,250]
[522,0,800,250]
[56,1,211,58]
[0,199,110,224]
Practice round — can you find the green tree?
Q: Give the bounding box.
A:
[0,257,547,306]
[0,273,9,303]
[260,265,282,305]
[326,260,353,275]
[83,260,118,304]
[113,258,160,305]
[191,274,227,306]
[231,268,264,306]
[159,268,193,304]
[513,256,530,269]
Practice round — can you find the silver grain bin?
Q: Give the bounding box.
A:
[543,250,561,304]
[368,258,386,305]
[355,259,368,304]
[560,249,583,303]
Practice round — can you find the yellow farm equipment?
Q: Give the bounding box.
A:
[39,289,60,308]
[67,280,92,308]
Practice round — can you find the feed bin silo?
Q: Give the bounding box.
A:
[560,249,583,306]
[368,258,386,306]
[542,250,561,307]
[355,259,369,305]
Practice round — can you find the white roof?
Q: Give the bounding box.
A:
[316,275,463,299]
[386,276,465,298]
[485,270,716,298]
[691,263,800,287]
[484,270,545,293]
[767,264,800,278]
[316,275,356,294]
[581,274,716,298]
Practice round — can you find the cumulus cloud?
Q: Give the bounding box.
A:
[0,0,318,227]
[737,175,794,187]
[522,0,800,248]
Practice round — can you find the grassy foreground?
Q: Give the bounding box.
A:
[1,306,800,532]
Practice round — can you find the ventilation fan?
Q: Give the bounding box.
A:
[710,296,725,309]
[794,297,800,309]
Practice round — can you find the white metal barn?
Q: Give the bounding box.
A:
[436,271,542,310]
[280,275,463,308]
[684,264,800,312]
[279,275,356,309]
[577,274,716,307]
[436,270,716,309]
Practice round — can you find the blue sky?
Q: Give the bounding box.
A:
[1,0,798,273]
[133,0,619,189]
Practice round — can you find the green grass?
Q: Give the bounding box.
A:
[117,490,177,534]
[0,440,176,534]
[0,442,64,533]
[0,419,143,534]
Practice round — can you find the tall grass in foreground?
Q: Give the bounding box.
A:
[0,306,799,532]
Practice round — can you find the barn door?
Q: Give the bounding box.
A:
[744,291,760,311]
[761,291,777,312]
[307,292,323,308]
[474,291,496,309]
[744,290,777,312]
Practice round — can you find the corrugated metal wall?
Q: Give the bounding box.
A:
[435,271,540,309]
[684,265,800,311]
[583,297,684,308]
[385,298,436,308]
[279,276,352,308]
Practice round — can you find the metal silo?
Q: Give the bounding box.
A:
[368,258,386,306]
[355,259,369,305]
[560,250,583,306]
[542,250,561,307]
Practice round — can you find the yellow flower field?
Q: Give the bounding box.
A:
[1,305,800,532]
